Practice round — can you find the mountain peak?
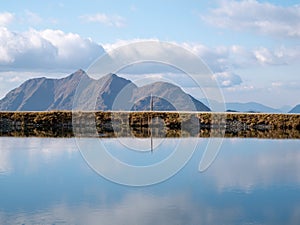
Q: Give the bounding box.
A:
[0,70,210,112]
[107,72,117,77]
[60,69,89,83]
[100,73,134,88]
[103,73,119,81]
[71,69,87,77]
[289,104,300,113]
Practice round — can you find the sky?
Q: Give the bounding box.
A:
[0,0,299,109]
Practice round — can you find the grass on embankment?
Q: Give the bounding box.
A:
[0,111,299,138]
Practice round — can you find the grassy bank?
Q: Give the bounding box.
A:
[0,111,300,139]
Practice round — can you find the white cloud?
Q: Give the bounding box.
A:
[225,84,255,92]
[213,72,242,87]
[253,45,300,65]
[180,43,255,72]
[103,39,300,70]
[24,10,43,25]
[253,47,288,65]
[1,33,299,94]
[254,47,276,64]
[102,39,244,87]
[203,0,300,38]
[0,12,14,26]
[183,42,300,69]
[271,80,300,90]
[181,43,230,72]
[103,40,245,88]
[0,10,58,28]
[0,27,105,70]
[80,13,126,28]
[102,38,159,52]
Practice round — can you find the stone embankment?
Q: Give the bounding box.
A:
[0,111,299,138]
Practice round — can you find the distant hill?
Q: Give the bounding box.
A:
[289,105,300,113]
[277,105,293,113]
[226,102,281,113]
[200,99,281,113]
[0,69,210,112]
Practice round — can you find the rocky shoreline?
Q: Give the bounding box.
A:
[0,111,300,139]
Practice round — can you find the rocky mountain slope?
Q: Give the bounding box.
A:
[0,69,210,112]
[289,104,300,113]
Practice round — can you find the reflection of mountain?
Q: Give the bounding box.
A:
[289,104,300,113]
[0,69,210,111]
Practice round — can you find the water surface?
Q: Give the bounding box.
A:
[0,137,300,224]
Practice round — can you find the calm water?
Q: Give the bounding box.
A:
[0,137,300,225]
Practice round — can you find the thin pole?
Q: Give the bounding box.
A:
[150,93,153,111]
[150,93,153,152]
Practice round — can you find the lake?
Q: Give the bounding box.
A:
[0,137,300,224]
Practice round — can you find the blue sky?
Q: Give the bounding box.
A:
[0,0,299,109]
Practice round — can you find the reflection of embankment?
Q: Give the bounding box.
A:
[0,111,300,139]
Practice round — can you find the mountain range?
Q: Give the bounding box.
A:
[200,99,294,113]
[0,69,298,113]
[0,69,210,112]
[289,104,300,113]
[226,102,281,113]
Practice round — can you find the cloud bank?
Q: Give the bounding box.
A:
[203,0,300,38]
[0,27,104,71]
[0,27,299,91]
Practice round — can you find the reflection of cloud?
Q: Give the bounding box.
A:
[77,138,199,186]
[1,138,300,224]
[207,140,300,192]
[291,206,300,225]
[26,138,77,167]
[0,149,11,175]
[0,138,77,174]
[0,193,242,225]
